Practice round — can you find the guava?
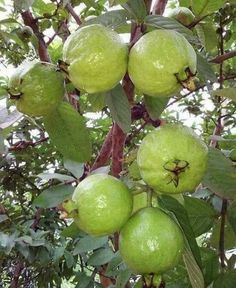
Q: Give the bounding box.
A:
[119,207,184,275]
[62,24,128,93]
[8,61,64,116]
[72,173,133,236]
[167,7,195,26]
[128,29,197,97]
[137,124,208,194]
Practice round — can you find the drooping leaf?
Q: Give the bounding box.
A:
[158,195,202,269]
[43,102,92,163]
[228,202,236,234]
[87,247,115,266]
[122,0,147,22]
[84,9,130,30]
[197,52,217,82]
[106,251,123,276]
[75,272,93,288]
[192,0,225,17]
[184,196,216,236]
[211,88,236,102]
[144,15,195,43]
[115,269,132,288]
[213,270,236,288]
[73,235,108,254]
[201,247,219,286]
[105,84,131,133]
[203,148,236,199]
[33,184,74,208]
[144,95,169,120]
[61,222,83,238]
[63,159,84,179]
[183,249,205,288]
[37,172,75,182]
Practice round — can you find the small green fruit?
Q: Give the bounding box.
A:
[72,174,133,236]
[137,124,208,194]
[167,7,195,26]
[128,29,197,97]
[8,62,64,116]
[63,24,128,93]
[119,207,184,274]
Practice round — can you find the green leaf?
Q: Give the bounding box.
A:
[64,159,84,179]
[0,108,22,130]
[64,250,75,268]
[37,173,75,182]
[75,272,93,288]
[203,148,236,199]
[122,0,147,22]
[213,270,236,288]
[14,0,35,11]
[201,247,219,286]
[105,84,131,133]
[228,202,236,234]
[43,102,92,163]
[73,235,108,254]
[85,10,130,30]
[33,184,74,208]
[87,247,115,266]
[109,0,128,6]
[61,222,83,238]
[158,195,202,269]
[197,52,217,82]
[184,196,216,236]
[144,15,195,43]
[115,269,132,288]
[192,0,225,16]
[144,95,169,120]
[183,249,205,288]
[210,218,236,250]
[197,22,217,52]
[106,251,123,276]
[86,93,106,112]
[211,88,236,102]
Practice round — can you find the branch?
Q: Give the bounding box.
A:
[8,137,49,151]
[65,3,82,26]
[209,50,236,64]
[11,260,24,288]
[90,128,113,172]
[219,199,228,268]
[21,10,50,62]
[152,0,168,15]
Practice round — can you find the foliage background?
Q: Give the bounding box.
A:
[0,0,236,287]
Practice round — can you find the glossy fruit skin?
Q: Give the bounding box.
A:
[63,24,128,93]
[128,29,196,97]
[137,124,208,194]
[8,62,64,116]
[167,7,195,26]
[119,207,184,274]
[72,174,133,236]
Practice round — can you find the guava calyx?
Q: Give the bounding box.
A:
[164,159,190,187]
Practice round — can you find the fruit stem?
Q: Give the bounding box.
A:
[147,190,153,207]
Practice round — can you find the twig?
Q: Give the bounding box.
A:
[8,137,49,151]
[209,50,236,64]
[21,10,50,62]
[90,128,113,172]
[219,199,228,268]
[152,0,168,15]
[65,3,82,25]
[10,260,24,288]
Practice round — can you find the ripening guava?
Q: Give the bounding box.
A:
[119,207,184,275]
[62,24,128,93]
[137,124,208,194]
[166,7,195,26]
[128,29,197,97]
[8,61,64,116]
[72,174,133,236]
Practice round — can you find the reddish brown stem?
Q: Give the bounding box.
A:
[10,260,24,288]
[209,50,236,64]
[152,0,168,15]
[9,137,49,151]
[111,123,126,178]
[65,3,82,25]
[21,10,50,62]
[90,128,113,172]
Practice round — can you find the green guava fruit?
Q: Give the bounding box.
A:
[137,124,208,194]
[8,61,64,116]
[119,207,184,275]
[128,29,197,97]
[167,7,195,26]
[72,173,133,236]
[62,24,128,93]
